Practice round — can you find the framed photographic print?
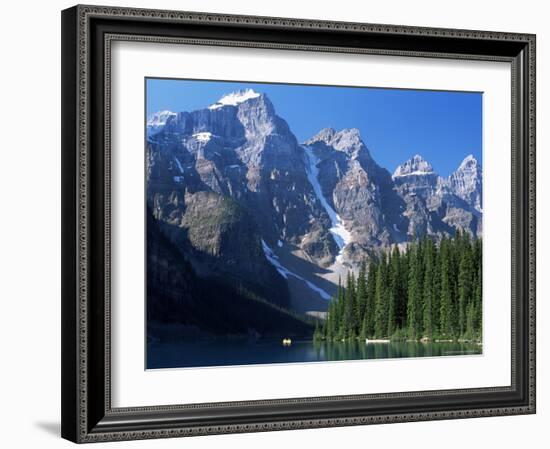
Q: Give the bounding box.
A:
[61,4,536,443]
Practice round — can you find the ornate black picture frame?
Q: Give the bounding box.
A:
[61,4,536,443]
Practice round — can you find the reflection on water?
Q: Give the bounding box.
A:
[147,338,482,369]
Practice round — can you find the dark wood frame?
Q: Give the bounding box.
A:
[61,4,536,443]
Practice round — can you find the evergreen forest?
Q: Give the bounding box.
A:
[314,232,482,343]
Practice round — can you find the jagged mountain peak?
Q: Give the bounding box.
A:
[148,88,284,146]
[306,127,361,144]
[147,110,177,137]
[304,127,369,159]
[457,154,479,170]
[449,154,482,211]
[332,127,362,145]
[208,89,262,110]
[393,154,435,178]
[147,88,483,286]
[305,127,337,145]
[147,110,176,126]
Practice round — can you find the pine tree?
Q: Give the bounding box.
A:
[449,232,460,335]
[407,241,423,339]
[332,277,344,340]
[374,253,388,337]
[325,293,337,341]
[422,238,435,340]
[387,246,400,337]
[356,262,368,333]
[313,320,321,341]
[431,246,441,338]
[439,238,454,338]
[365,260,377,337]
[344,272,356,338]
[359,314,368,341]
[321,316,328,340]
[474,265,482,339]
[397,246,409,328]
[457,240,473,337]
[320,235,482,344]
[351,272,358,335]
[465,301,476,341]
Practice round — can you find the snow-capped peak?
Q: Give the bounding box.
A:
[147,110,176,127]
[208,89,261,110]
[147,110,177,137]
[393,154,434,178]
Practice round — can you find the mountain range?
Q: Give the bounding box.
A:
[146,88,482,318]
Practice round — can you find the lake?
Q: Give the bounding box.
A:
[147,339,482,369]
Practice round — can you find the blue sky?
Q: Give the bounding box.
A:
[146,78,482,177]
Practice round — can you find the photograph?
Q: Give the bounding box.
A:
[145,79,484,369]
[56,3,537,443]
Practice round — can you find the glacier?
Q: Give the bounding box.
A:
[261,240,331,300]
[302,145,352,263]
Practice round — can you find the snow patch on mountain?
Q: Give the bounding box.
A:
[208,89,261,110]
[393,154,434,178]
[147,110,176,127]
[302,145,352,263]
[192,132,212,142]
[393,170,435,177]
[174,157,184,174]
[147,110,176,136]
[261,240,331,300]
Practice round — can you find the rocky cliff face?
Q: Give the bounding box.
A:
[147,208,312,338]
[147,90,335,311]
[146,110,176,137]
[147,89,482,313]
[448,154,483,212]
[302,128,407,263]
[392,154,482,238]
[391,154,482,239]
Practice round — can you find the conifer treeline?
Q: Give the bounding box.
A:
[314,232,482,342]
